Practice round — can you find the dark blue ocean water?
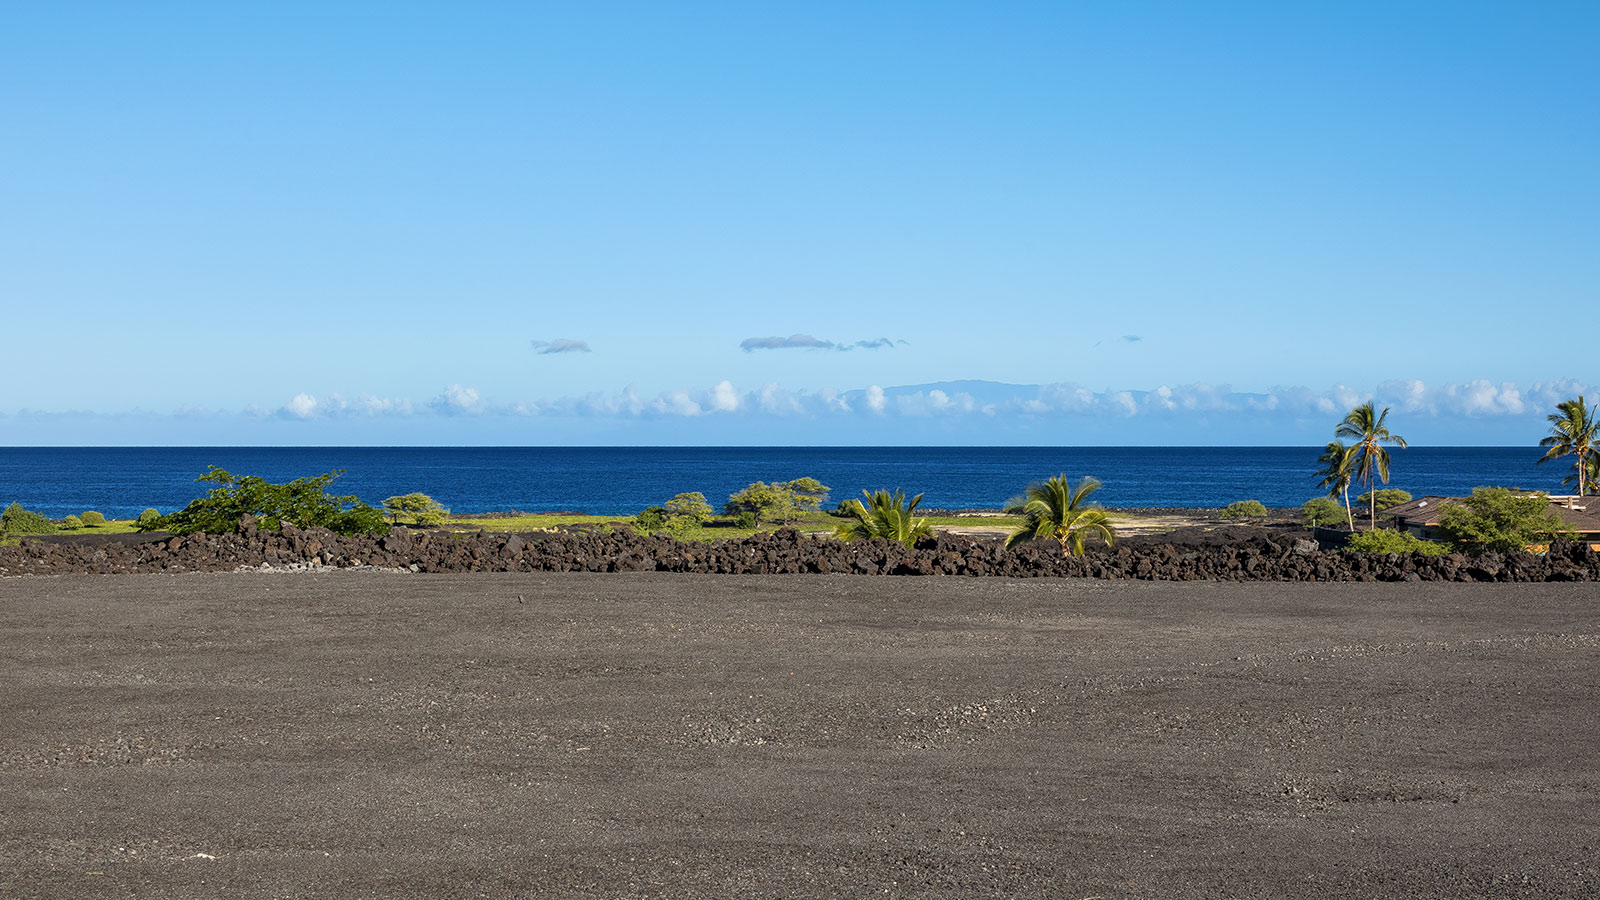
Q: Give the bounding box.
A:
[0,447,1566,519]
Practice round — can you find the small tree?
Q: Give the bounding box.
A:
[136,508,162,531]
[60,514,84,530]
[80,510,107,527]
[1355,489,1411,512]
[725,482,788,525]
[834,489,933,548]
[1221,500,1268,519]
[1301,498,1344,527]
[1,502,57,535]
[725,477,831,525]
[664,492,713,523]
[383,493,449,526]
[1006,475,1117,556]
[1437,488,1571,554]
[1315,440,1357,531]
[783,477,830,515]
[156,467,389,536]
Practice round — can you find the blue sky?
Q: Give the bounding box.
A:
[3,1,1595,445]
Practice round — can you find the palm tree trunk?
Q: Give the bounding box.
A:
[1343,484,1354,531]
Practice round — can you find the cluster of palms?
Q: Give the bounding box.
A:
[1314,395,1598,533]
[1538,395,1597,496]
[1314,402,1407,531]
[835,475,1115,555]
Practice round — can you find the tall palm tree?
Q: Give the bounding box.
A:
[1006,474,1117,556]
[1538,396,1597,496]
[834,489,933,548]
[1315,440,1357,530]
[1335,403,1408,529]
[1578,454,1600,496]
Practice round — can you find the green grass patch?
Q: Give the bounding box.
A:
[919,515,1025,527]
[441,513,629,532]
[51,518,142,535]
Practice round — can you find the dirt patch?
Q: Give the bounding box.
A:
[2,573,1597,898]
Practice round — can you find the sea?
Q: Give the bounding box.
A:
[0,446,1566,519]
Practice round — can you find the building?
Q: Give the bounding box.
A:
[1383,494,1600,551]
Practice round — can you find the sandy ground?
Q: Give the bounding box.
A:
[2,572,1597,899]
[935,512,1216,539]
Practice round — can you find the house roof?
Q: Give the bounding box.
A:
[1383,494,1600,535]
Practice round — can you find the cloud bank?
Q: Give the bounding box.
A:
[13,378,1589,447]
[245,377,1590,426]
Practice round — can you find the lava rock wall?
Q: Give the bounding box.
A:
[4,517,1598,582]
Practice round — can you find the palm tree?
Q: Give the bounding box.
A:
[1315,440,1357,530]
[1335,403,1408,529]
[1006,474,1117,556]
[1538,396,1597,496]
[834,489,934,548]
[1578,454,1600,496]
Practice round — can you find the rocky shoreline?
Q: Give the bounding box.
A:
[4,515,1598,582]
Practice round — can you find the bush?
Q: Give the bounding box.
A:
[1221,500,1269,519]
[155,467,389,537]
[382,493,449,526]
[1344,529,1452,556]
[1,502,57,535]
[1301,498,1345,527]
[1437,487,1571,554]
[60,514,84,530]
[80,510,107,527]
[632,505,669,532]
[663,492,713,523]
[634,493,714,535]
[1356,489,1412,511]
[136,508,162,531]
[734,511,757,530]
[725,477,831,525]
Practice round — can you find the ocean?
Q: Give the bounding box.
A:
[0,446,1566,519]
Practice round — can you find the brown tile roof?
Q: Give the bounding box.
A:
[1383,495,1600,535]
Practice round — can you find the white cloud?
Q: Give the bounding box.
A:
[654,390,703,416]
[430,384,482,415]
[221,378,1597,435]
[284,393,318,419]
[710,380,741,412]
[757,382,804,415]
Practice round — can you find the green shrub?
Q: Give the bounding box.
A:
[382,492,449,526]
[80,510,106,527]
[136,508,163,531]
[60,514,84,530]
[725,477,830,525]
[1437,487,1571,554]
[1221,500,1269,519]
[1356,489,1412,511]
[663,492,713,523]
[632,505,669,532]
[734,511,757,530]
[1345,529,1452,556]
[1301,498,1345,527]
[156,467,389,537]
[1,502,57,535]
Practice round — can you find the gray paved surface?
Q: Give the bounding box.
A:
[2,572,1597,898]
